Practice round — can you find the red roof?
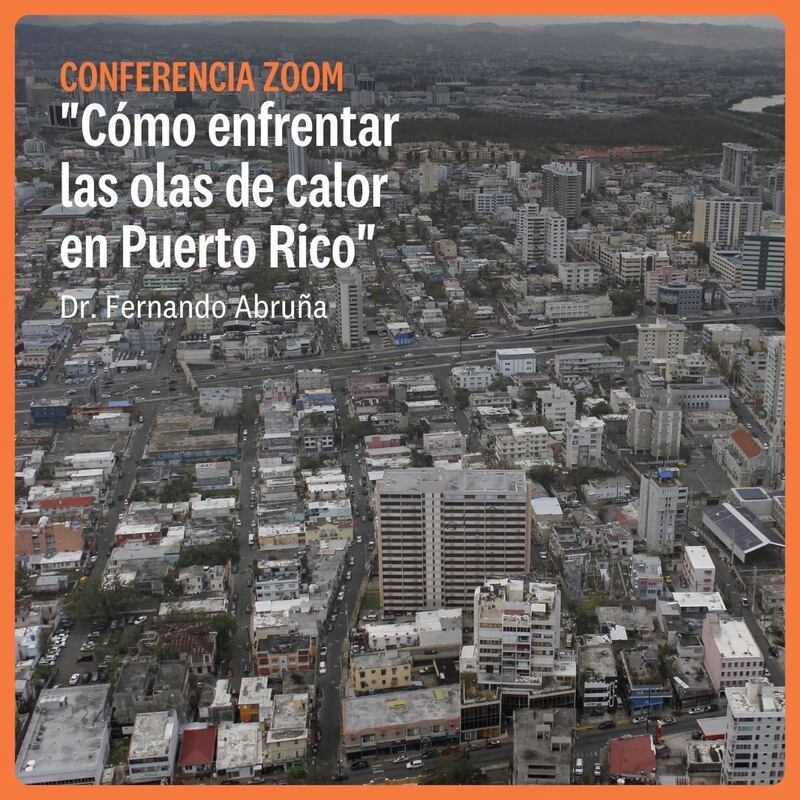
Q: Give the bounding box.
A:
[608,734,656,777]
[38,496,94,509]
[730,427,762,460]
[177,727,216,768]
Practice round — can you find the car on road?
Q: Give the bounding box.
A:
[658,717,676,726]
[598,721,616,730]
[393,754,409,764]
[69,673,81,685]
[631,715,647,724]
[151,389,161,395]
[485,738,502,749]
[320,646,327,658]
[319,661,327,675]
[356,536,362,544]
[345,571,352,581]
[687,706,712,715]
[594,763,602,778]
[337,590,345,602]
[405,760,423,771]
[421,749,439,760]
[575,758,584,777]
[134,615,147,626]
[351,760,370,771]
[245,604,252,614]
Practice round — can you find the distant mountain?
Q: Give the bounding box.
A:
[16,18,784,56]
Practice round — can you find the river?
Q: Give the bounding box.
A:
[730,94,785,113]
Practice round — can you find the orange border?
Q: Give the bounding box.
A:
[2,2,793,798]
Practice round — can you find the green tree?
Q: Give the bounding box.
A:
[159,473,194,503]
[446,305,479,354]
[453,388,470,409]
[66,577,142,622]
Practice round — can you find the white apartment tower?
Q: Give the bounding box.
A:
[763,335,785,427]
[692,198,763,248]
[722,680,785,785]
[636,319,687,364]
[639,469,688,553]
[419,160,440,196]
[376,469,531,612]
[720,143,757,195]
[337,267,365,349]
[561,417,604,469]
[516,203,567,264]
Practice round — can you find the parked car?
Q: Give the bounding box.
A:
[351,760,370,771]
[594,763,602,778]
[69,673,81,685]
[421,749,439,760]
[393,755,409,764]
[485,738,502,749]
[631,715,647,724]
[659,717,676,726]
[687,706,711,715]
[599,721,616,730]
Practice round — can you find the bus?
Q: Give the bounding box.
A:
[468,332,489,340]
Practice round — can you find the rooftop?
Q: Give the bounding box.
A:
[342,685,460,734]
[129,710,177,760]
[379,468,528,497]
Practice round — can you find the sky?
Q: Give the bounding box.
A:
[21,15,784,28]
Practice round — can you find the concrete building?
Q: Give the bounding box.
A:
[419,159,439,196]
[471,579,561,692]
[341,685,460,757]
[636,319,687,363]
[128,710,179,784]
[376,469,531,612]
[627,401,682,459]
[536,384,576,429]
[722,679,785,785]
[337,267,366,350]
[692,198,763,248]
[541,162,581,223]
[493,424,551,465]
[720,143,757,195]
[16,685,111,785]
[215,723,263,781]
[265,693,309,769]
[350,650,412,695]
[741,233,784,292]
[516,203,567,264]
[544,294,612,321]
[451,364,495,392]
[667,377,730,412]
[557,261,601,291]
[702,614,764,692]
[512,707,575,784]
[495,347,537,376]
[657,282,703,317]
[763,335,785,427]
[639,469,688,554]
[578,636,618,710]
[630,556,664,599]
[561,416,604,469]
[682,546,716,593]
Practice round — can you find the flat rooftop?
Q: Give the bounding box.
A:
[342,685,460,735]
[379,468,527,497]
[16,685,111,781]
[129,711,176,760]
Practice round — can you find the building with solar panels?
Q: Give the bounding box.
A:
[702,503,785,563]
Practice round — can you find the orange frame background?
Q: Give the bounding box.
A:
[1,1,794,797]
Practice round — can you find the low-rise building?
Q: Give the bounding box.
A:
[128,710,179,784]
[512,707,575,784]
[341,685,460,757]
[702,614,764,692]
[350,650,413,695]
[215,723,263,781]
[682,546,716,592]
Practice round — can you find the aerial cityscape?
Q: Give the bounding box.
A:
[13,16,785,786]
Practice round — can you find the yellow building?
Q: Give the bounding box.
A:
[350,651,412,695]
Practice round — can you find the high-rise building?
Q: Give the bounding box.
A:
[767,165,785,215]
[722,679,785,785]
[692,198,763,248]
[376,469,531,612]
[472,578,561,690]
[419,160,439,196]
[636,319,687,363]
[516,203,567,264]
[639,469,688,553]
[740,233,785,293]
[763,335,785,427]
[286,134,308,179]
[720,143,757,195]
[337,267,365,350]
[626,401,682,459]
[541,162,581,224]
[561,417,604,469]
